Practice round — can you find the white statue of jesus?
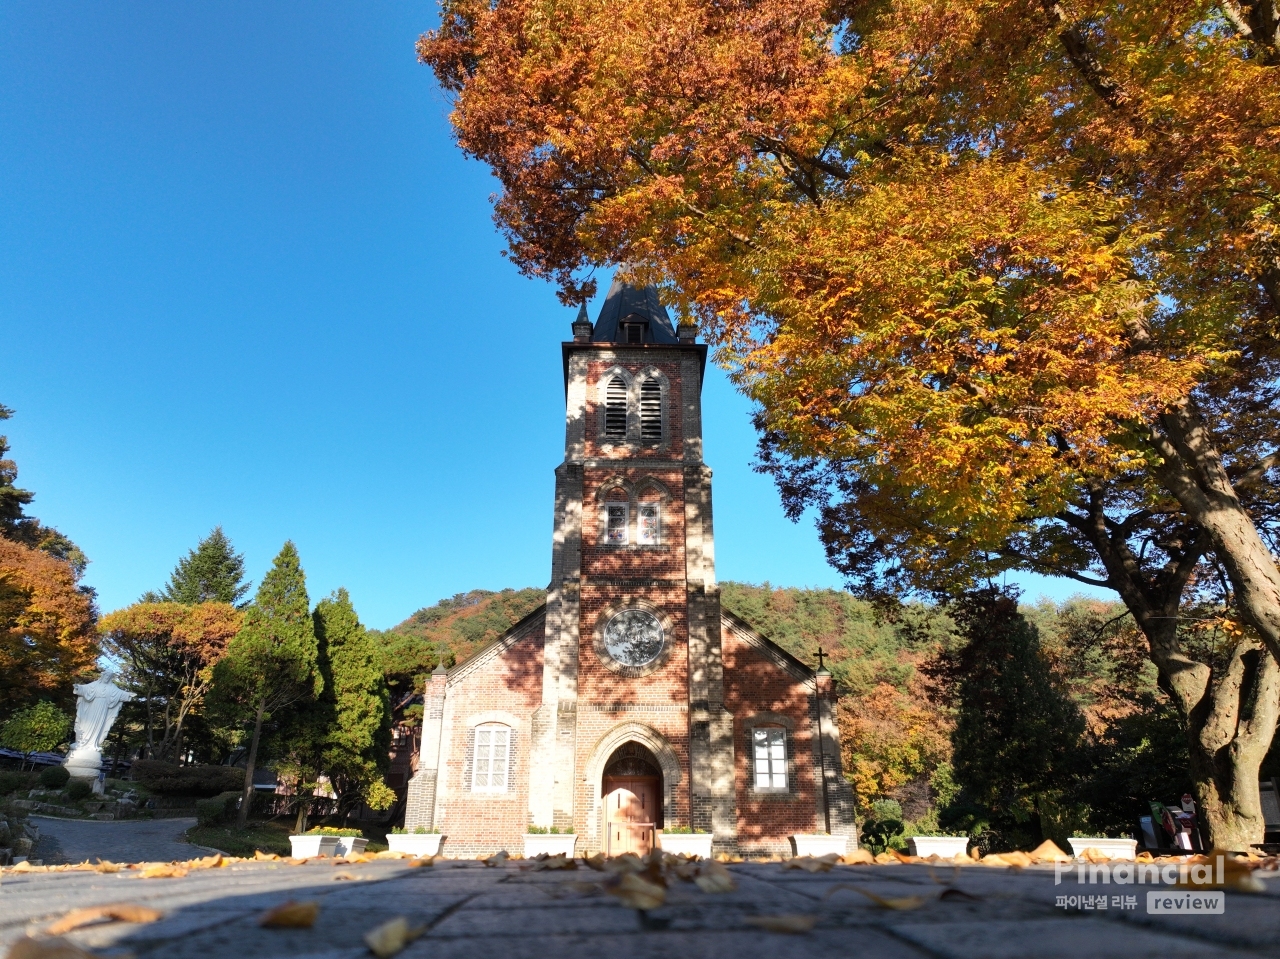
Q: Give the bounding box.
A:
[64,670,135,780]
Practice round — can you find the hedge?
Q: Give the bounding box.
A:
[131,760,245,797]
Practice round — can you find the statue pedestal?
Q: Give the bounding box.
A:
[64,746,103,781]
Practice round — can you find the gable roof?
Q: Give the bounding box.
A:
[446,603,547,687]
[720,609,818,686]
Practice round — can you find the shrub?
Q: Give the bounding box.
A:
[39,765,71,788]
[0,770,37,795]
[390,827,406,835]
[66,780,93,801]
[527,825,548,834]
[195,791,240,826]
[304,826,361,836]
[131,760,245,797]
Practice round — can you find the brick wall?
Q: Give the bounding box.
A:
[722,626,819,855]
[436,625,545,857]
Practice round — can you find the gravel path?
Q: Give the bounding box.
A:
[2,858,1277,957]
[31,816,202,865]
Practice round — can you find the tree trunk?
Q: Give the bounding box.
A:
[236,697,266,830]
[1184,643,1280,850]
[294,794,309,835]
[1151,398,1280,662]
[1071,494,1280,849]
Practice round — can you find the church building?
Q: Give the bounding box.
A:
[404,278,857,857]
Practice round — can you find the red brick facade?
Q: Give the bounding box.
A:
[404,285,856,856]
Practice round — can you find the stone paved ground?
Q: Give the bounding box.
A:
[2,857,1278,958]
[31,816,203,865]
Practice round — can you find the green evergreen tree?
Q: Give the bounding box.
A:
[210,542,319,828]
[271,588,393,831]
[317,589,392,816]
[931,589,1087,851]
[155,527,250,606]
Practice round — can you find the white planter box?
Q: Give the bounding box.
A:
[791,834,848,858]
[523,834,578,858]
[659,833,713,858]
[387,833,444,857]
[334,836,368,858]
[908,836,970,859]
[1068,838,1138,860]
[289,835,340,858]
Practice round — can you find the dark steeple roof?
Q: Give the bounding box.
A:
[591,275,679,344]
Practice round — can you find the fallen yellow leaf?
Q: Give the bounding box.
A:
[607,872,666,910]
[483,850,510,867]
[363,917,425,958]
[6,936,98,959]
[1028,840,1071,863]
[693,860,736,893]
[92,860,122,874]
[254,850,281,861]
[783,854,838,873]
[530,854,576,871]
[139,863,189,879]
[47,903,163,935]
[333,871,360,881]
[841,849,875,865]
[873,852,899,864]
[825,885,926,910]
[743,914,818,933]
[583,852,609,871]
[258,900,320,928]
[407,856,433,868]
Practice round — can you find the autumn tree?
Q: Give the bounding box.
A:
[0,538,98,718]
[99,602,242,762]
[210,542,319,828]
[0,406,97,718]
[419,0,1280,847]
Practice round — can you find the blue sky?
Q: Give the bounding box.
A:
[0,2,1105,629]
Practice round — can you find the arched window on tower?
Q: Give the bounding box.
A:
[640,379,662,442]
[604,376,628,439]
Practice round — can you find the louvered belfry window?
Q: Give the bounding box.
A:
[604,376,628,438]
[640,379,662,441]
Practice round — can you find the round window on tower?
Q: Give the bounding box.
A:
[602,609,665,668]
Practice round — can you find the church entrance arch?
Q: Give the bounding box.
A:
[582,722,682,852]
[602,743,662,855]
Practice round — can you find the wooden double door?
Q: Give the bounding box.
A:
[604,776,660,856]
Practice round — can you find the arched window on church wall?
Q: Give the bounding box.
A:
[604,488,629,545]
[637,491,661,545]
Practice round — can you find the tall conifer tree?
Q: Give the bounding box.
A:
[154,527,250,606]
[211,542,319,828]
[317,589,391,814]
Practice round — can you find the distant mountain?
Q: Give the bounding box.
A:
[371,588,546,693]
[373,582,949,699]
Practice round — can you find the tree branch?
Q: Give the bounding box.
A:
[1040,1,1132,110]
[1231,448,1280,490]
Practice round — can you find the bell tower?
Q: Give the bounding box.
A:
[528,277,737,849]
